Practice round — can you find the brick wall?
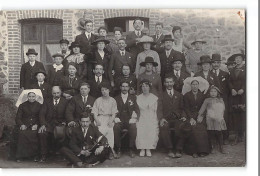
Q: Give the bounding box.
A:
[0,9,245,95]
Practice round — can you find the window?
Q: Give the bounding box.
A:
[104,17,149,36]
[21,19,63,71]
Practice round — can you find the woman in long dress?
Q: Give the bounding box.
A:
[91,82,118,159]
[15,91,42,162]
[136,79,161,157]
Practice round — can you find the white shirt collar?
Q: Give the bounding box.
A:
[29,61,35,66]
[135,30,141,36]
[82,127,89,137]
[85,31,91,37]
[81,95,88,100]
[213,69,220,75]
[53,98,60,105]
[95,75,102,82]
[121,92,128,97]
[121,93,128,103]
[167,89,174,95]
[174,70,180,75]
[38,81,44,86]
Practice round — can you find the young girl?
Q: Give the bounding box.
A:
[48,53,66,87]
[197,85,227,154]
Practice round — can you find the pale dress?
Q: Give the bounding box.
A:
[199,98,227,131]
[136,93,159,149]
[91,97,118,148]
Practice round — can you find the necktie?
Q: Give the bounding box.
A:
[83,96,86,105]
[137,31,141,37]
[88,34,90,39]
[166,51,170,57]
[54,99,58,106]
[169,90,173,98]
[39,82,43,88]
[176,72,180,79]
[194,94,197,101]
[97,76,101,85]
[69,78,73,87]
[83,128,87,137]
[121,51,125,56]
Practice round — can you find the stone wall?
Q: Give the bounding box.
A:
[0,9,245,95]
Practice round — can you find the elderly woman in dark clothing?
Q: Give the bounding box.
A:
[15,92,42,162]
[228,53,246,145]
[183,78,210,157]
[60,62,81,100]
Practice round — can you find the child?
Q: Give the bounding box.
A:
[58,39,70,59]
[31,70,51,100]
[197,85,227,154]
[48,53,66,87]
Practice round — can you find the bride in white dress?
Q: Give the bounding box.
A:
[136,79,162,157]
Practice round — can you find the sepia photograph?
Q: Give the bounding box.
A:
[0,7,248,169]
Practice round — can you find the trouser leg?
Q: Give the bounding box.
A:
[113,123,122,150]
[160,123,173,150]
[60,147,82,165]
[128,124,137,149]
[85,148,109,164]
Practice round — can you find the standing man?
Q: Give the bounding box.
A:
[126,18,144,62]
[152,22,165,53]
[20,48,45,90]
[167,52,190,93]
[66,82,96,127]
[109,38,135,88]
[113,81,140,158]
[75,19,98,54]
[58,39,71,59]
[38,86,69,162]
[211,53,230,144]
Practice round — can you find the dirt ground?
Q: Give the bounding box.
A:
[0,141,245,168]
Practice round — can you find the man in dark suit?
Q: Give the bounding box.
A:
[159,76,192,158]
[38,86,69,162]
[194,55,221,89]
[167,52,190,93]
[60,115,109,167]
[159,35,179,80]
[87,64,110,98]
[20,48,45,90]
[75,19,98,54]
[109,38,135,87]
[211,54,230,144]
[113,81,140,158]
[31,70,52,100]
[65,82,95,127]
[126,18,144,61]
[151,22,165,53]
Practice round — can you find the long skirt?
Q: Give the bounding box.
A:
[96,115,114,148]
[190,123,210,154]
[16,130,39,158]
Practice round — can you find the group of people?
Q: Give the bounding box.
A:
[12,18,246,167]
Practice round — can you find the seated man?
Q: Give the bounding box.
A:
[38,86,69,162]
[113,81,140,158]
[159,76,194,158]
[66,82,95,127]
[60,114,110,168]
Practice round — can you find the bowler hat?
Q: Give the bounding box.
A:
[171,51,185,63]
[140,56,158,67]
[54,125,66,142]
[52,53,64,59]
[77,18,93,31]
[211,53,222,62]
[59,39,69,45]
[91,36,110,45]
[34,69,47,77]
[69,42,82,50]
[26,48,38,56]
[161,35,175,43]
[197,55,213,65]
[191,38,207,45]
[138,36,156,45]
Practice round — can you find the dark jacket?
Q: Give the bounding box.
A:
[114,94,140,123]
[68,124,108,155]
[87,76,110,98]
[75,33,98,54]
[16,101,42,127]
[47,65,66,87]
[126,31,144,59]
[60,76,81,96]
[65,94,96,123]
[167,70,190,93]
[151,34,165,53]
[212,69,230,97]
[115,74,137,92]
[161,89,186,121]
[183,91,206,120]
[31,82,52,100]
[20,61,45,89]
[194,71,221,89]
[108,50,135,82]
[228,65,246,92]
[39,97,68,131]
[159,49,179,78]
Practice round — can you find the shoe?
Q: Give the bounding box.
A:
[34,156,39,162]
[168,152,176,158]
[231,136,238,146]
[16,159,22,163]
[192,153,199,158]
[210,145,217,154]
[76,162,84,168]
[199,153,208,157]
[219,146,228,154]
[129,150,135,158]
[146,149,152,157]
[39,155,46,162]
[175,151,182,158]
[139,149,145,157]
[109,152,114,160]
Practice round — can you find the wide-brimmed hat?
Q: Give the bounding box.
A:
[228,53,245,61]
[225,55,236,65]
[54,126,66,142]
[52,53,65,59]
[59,39,69,45]
[197,55,213,65]
[77,18,93,31]
[138,35,156,45]
[140,56,158,67]
[161,35,175,43]
[69,42,82,50]
[171,51,185,63]
[182,76,210,95]
[34,69,47,77]
[211,53,222,62]
[191,38,207,45]
[26,48,38,56]
[91,36,110,45]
